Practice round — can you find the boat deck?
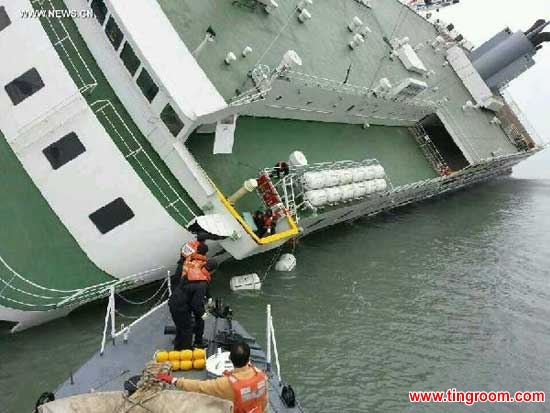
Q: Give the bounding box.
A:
[158,0,518,161]
[187,117,437,213]
[54,302,303,412]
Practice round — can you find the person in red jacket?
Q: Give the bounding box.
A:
[157,341,268,413]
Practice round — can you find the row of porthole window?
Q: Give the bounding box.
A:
[1,6,134,235]
[89,0,184,137]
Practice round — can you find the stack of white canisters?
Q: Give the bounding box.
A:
[303,165,387,207]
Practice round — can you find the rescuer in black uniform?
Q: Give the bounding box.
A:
[168,253,218,350]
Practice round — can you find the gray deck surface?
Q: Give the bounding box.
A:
[55,302,302,412]
[158,0,517,161]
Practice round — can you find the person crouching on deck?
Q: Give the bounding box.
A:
[157,341,268,413]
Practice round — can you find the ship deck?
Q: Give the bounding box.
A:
[187,117,437,213]
[158,0,518,162]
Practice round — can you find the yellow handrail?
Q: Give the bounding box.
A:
[214,188,299,245]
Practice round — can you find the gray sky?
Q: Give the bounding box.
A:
[438,0,550,178]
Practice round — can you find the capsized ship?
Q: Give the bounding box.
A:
[0,0,547,331]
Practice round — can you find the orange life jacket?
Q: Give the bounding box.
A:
[181,240,200,258]
[225,365,268,413]
[187,265,212,282]
[181,253,208,280]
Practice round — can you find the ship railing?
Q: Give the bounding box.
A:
[90,100,199,224]
[265,304,281,380]
[284,70,438,109]
[55,267,167,309]
[265,159,395,216]
[0,253,166,310]
[409,125,451,175]
[230,87,271,107]
[33,0,98,94]
[501,89,545,147]
[211,180,300,246]
[99,272,172,355]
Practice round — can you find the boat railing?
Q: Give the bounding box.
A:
[0,253,166,310]
[265,159,396,217]
[34,0,98,94]
[99,273,172,355]
[230,87,271,107]
[91,100,199,225]
[501,89,545,147]
[211,181,300,246]
[284,70,438,109]
[56,267,168,309]
[266,304,281,380]
[409,125,451,175]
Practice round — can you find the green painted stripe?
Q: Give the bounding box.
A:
[0,131,112,310]
[34,0,201,226]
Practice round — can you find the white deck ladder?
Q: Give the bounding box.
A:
[281,175,298,220]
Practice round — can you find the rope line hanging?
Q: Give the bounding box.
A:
[116,278,168,306]
[253,2,303,68]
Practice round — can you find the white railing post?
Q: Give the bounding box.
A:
[100,291,113,356]
[109,286,116,340]
[266,304,272,370]
[269,314,282,381]
[167,270,172,297]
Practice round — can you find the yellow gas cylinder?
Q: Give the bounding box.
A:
[180,350,193,361]
[193,358,206,370]
[155,350,169,363]
[170,360,181,371]
[192,348,206,360]
[180,360,193,371]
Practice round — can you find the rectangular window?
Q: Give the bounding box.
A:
[43,132,86,170]
[120,41,140,76]
[160,104,184,136]
[91,0,107,25]
[136,68,159,102]
[0,6,11,32]
[5,68,45,106]
[89,198,135,234]
[105,16,123,50]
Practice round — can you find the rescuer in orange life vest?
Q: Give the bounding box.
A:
[157,341,268,413]
[175,233,208,283]
[168,244,217,350]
